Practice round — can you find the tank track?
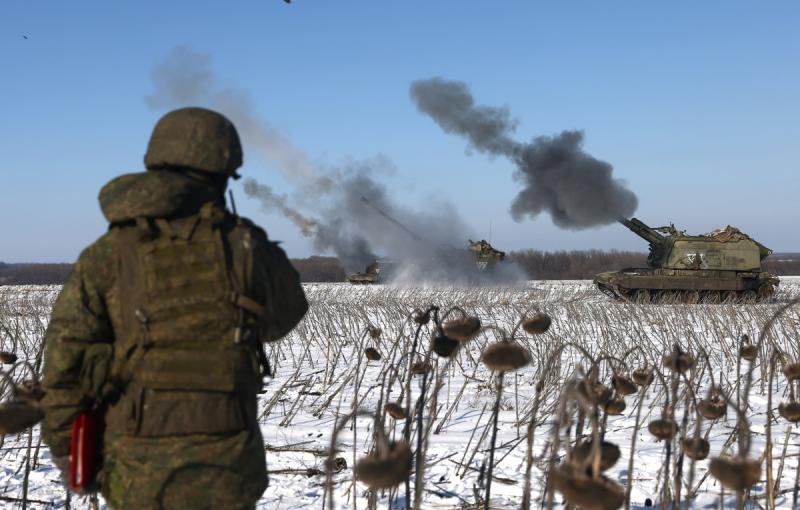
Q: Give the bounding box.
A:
[347,279,377,285]
[595,282,777,304]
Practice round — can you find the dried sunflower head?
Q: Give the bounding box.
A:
[385,402,407,420]
[632,367,654,386]
[604,396,626,416]
[364,347,382,361]
[681,437,710,460]
[325,456,348,473]
[480,341,531,372]
[648,418,677,440]
[663,350,695,373]
[577,380,613,406]
[412,309,431,325]
[611,374,637,396]
[0,401,44,435]
[442,317,481,342]
[354,441,412,489]
[570,440,621,471]
[0,352,17,365]
[551,463,625,510]
[709,456,761,491]
[778,401,800,422]
[432,334,459,358]
[522,313,552,335]
[782,362,800,381]
[697,394,726,420]
[410,361,432,376]
[739,344,757,361]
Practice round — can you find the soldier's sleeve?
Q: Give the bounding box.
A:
[253,232,308,342]
[41,244,113,457]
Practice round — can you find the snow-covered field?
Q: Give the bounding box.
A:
[2,279,800,509]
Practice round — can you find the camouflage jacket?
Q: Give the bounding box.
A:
[41,170,308,457]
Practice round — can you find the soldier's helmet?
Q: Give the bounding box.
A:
[144,107,243,178]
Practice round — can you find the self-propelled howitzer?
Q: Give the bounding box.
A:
[594,218,779,303]
[346,197,508,284]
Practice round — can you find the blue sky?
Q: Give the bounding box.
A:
[1,1,798,262]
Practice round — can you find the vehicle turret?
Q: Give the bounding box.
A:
[468,239,506,269]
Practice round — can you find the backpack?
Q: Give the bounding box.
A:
[104,201,269,437]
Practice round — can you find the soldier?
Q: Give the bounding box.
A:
[41,107,308,509]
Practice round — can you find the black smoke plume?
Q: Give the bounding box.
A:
[410,77,638,229]
[146,47,524,284]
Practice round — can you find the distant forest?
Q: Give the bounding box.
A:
[3,252,799,285]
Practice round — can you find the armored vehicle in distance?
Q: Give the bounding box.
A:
[468,239,506,269]
[594,218,779,303]
[347,260,400,284]
[346,239,506,285]
[346,197,508,284]
[347,261,381,285]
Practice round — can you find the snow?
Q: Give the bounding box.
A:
[2,280,800,509]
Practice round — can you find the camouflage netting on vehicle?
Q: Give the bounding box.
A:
[705,226,753,243]
[705,226,772,260]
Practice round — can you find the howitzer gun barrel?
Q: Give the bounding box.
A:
[359,196,424,242]
[618,217,664,245]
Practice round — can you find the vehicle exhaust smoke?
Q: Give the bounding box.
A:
[410,77,638,229]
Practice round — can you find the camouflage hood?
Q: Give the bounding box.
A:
[99,171,223,223]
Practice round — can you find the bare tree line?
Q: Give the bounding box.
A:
[2,252,799,285]
[0,263,74,285]
[508,249,648,280]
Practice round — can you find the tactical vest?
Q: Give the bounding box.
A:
[105,202,268,437]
